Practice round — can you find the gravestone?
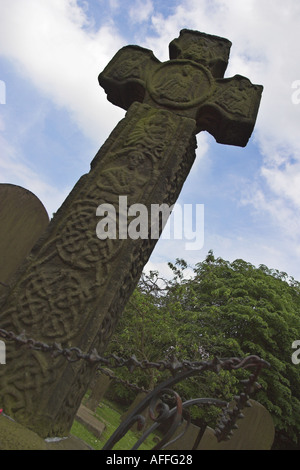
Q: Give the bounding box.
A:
[162,420,205,451]
[0,184,49,297]
[159,400,274,450]
[0,29,263,440]
[85,370,112,412]
[120,392,151,432]
[197,400,275,450]
[75,404,106,439]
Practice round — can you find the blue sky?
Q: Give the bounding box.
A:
[0,0,300,281]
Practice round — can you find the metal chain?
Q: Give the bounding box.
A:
[214,360,264,441]
[0,326,270,445]
[0,327,154,393]
[97,367,151,394]
[0,327,269,401]
[0,327,269,373]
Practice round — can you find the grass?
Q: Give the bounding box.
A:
[71,397,160,450]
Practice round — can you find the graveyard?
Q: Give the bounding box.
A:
[0,25,299,451]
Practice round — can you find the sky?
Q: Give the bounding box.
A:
[0,0,300,281]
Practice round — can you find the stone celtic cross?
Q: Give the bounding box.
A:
[99,28,262,146]
[0,29,263,439]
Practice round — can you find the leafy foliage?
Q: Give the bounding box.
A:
[107,251,300,449]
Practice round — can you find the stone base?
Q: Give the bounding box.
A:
[0,414,93,450]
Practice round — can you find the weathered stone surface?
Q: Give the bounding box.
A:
[198,400,275,450]
[0,29,263,440]
[162,420,205,451]
[85,371,112,412]
[0,413,93,450]
[0,184,49,297]
[162,400,274,451]
[99,29,263,146]
[75,404,105,439]
[0,413,47,450]
[120,392,151,432]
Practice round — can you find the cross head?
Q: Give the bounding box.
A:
[99,29,263,147]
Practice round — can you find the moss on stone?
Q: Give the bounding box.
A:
[0,414,47,450]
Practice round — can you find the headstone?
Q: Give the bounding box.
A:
[85,371,112,412]
[120,392,151,432]
[75,404,106,439]
[197,400,275,450]
[0,29,263,439]
[162,420,205,451]
[0,184,49,297]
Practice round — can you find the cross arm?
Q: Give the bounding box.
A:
[98,45,160,111]
[197,75,263,147]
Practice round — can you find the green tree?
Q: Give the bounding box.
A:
[168,252,300,448]
[106,270,180,402]
[107,252,300,449]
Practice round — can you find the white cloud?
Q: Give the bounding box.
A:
[129,0,154,24]
[0,132,68,216]
[0,115,5,132]
[0,0,125,144]
[108,0,120,11]
[262,164,300,210]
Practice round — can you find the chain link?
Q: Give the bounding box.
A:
[97,367,152,394]
[0,326,270,446]
[0,327,269,372]
[0,327,269,396]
